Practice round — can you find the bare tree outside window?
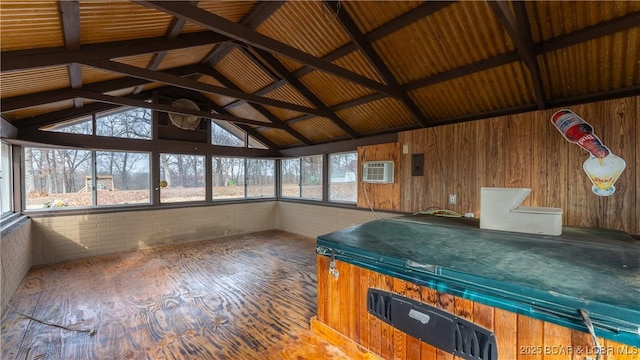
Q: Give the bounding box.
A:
[159,153,205,203]
[96,107,151,139]
[23,147,92,209]
[280,158,300,198]
[212,157,245,199]
[212,122,244,147]
[246,159,275,198]
[96,151,150,206]
[329,152,357,203]
[301,155,322,200]
[46,116,93,135]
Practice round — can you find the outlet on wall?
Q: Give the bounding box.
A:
[448,194,457,205]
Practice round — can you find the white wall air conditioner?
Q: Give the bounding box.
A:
[362,161,394,184]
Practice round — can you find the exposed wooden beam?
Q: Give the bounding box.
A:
[17,128,278,157]
[405,11,640,93]
[138,1,400,98]
[80,60,325,116]
[76,90,280,129]
[1,31,228,72]
[330,93,387,112]
[1,117,18,138]
[488,1,546,109]
[535,11,640,54]
[325,0,429,128]
[133,1,199,95]
[366,1,454,43]
[18,103,121,130]
[200,1,284,66]
[197,66,312,146]
[59,0,83,107]
[208,104,280,150]
[249,47,360,139]
[2,65,201,112]
[222,80,288,111]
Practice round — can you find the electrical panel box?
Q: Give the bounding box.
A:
[362,161,394,183]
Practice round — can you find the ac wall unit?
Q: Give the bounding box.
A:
[362,161,394,184]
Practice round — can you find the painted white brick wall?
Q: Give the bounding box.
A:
[31,202,277,265]
[275,202,397,239]
[1,219,32,319]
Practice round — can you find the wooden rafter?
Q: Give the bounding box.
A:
[79,60,325,116]
[76,90,280,129]
[488,1,546,109]
[58,0,83,108]
[137,1,401,98]
[198,66,312,146]
[208,103,280,150]
[1,31,228,72]
[324,0,429,128]
[247,46,360,139]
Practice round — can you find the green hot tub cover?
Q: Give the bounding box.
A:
[316,215,640,346]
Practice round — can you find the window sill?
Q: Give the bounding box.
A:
[0,213,30,237]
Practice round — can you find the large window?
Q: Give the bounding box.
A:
[329,152,357,203]
[1,142,13,215]
[159,153,205,203]
[212,122,244,147]
[246,159,275,198]
[24,147,92,209]
[96,151,150,206]
[96,108,152,139]
[212,157,245,200]
[280,156,322,200]
[46,117,93,135]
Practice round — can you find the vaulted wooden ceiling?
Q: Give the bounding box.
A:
[2,1,639,150]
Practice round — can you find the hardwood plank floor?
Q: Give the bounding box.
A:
[1,230,351,359]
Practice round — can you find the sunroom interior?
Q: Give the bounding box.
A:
[1,1,639,358]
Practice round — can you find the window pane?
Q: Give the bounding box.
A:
[301,155,322,200]
[96,151,150,206]
[281,158,300,198]
[212,122,245,147]
[159,153,205,203]
[246,159,274,198]
[23,147,92,209]
[212,157,245,200]
[44,116,93,135]
[96,107,152,139]
[329,152,357,203]
[1,142,13,215]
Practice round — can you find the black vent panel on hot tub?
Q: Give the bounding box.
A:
[367,288,497,360]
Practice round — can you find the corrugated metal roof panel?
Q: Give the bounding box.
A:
[332,50,384,83]
[299,70,374,107]
[181,1,257,34]
[409,61,535,121]
[113,54,156,69]
[225,103,271,124]
[199,75,236,106]
[0,1,64,51]
[261,105,305,121]
[158,45,216,71]
[541,28,640,100]
[4,100,75,121]
[1,66,70,98]
[526,1,640,43]
[274,54,306,73]
[256,1,349,58]
[263,83,313,108]
[81,66,122,85]
[288,117,347,142]
[214,48,274,94]
[256,128,301,147]
[342,1,424,34]
[79,1,172,45]
[374,1,514,84]
[336,97,415,134]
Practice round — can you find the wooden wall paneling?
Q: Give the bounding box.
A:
[317,255,329,324]
[505,113,533,204]
[328,259,342,335]
[436,293,455,360]
[545,107,571,225]
[419,286,439,359]
[379,272,394,359]
[392,278,407,359]
[337,260,353,339]
[569,329,596,360]
[404,281,422,359]
[428,127,449,209]
[542,320,573,360]
[368,270,382,355]
[357,142,401,211]
[528,110,549,208]
[452,122,476,214]
[347,263,360,342]
[473,117,507,216]
[357,268,371,349]
[601,97,636,232]
[636,96,640,235]
[516,315,544,360]
[494,308,518,360]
